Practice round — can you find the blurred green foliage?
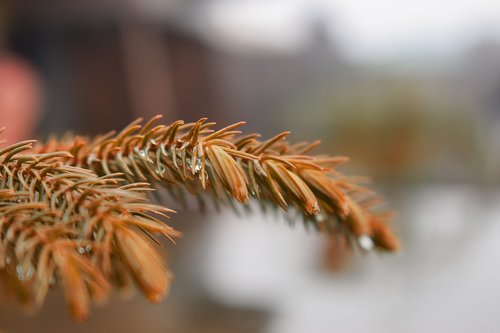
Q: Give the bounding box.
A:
[288,76,484,183]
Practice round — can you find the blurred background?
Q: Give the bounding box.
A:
[1,0,500,332]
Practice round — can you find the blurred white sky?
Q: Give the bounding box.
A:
[199,0,500,62]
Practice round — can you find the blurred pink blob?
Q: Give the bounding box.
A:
[0,54,41,143]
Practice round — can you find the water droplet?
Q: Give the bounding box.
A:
[16,265,22,276]
[78,246,85,254]
[187,157,202,174]
[314,214,325,223]
[138,149,147,158]
[85,245,92,253]
[358,235,374,251]
[156,164,166,175]
[194,159,202,173]
[16,263,34,281]
[253,160,267,177]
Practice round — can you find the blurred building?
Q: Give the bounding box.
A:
[6,0,219,135]
[5,0,344,139]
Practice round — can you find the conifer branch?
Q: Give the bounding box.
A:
[35,116,399,252]
[0,139,179,320]
[0,115,399,320]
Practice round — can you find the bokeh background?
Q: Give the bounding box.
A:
[1,0,500,332]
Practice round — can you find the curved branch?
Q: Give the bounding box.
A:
[35,116,399,252]
[0,140,178,320]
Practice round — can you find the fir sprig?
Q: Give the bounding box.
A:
[0,115,399,321]
[0,138,178,320]
[35,115,398,251]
